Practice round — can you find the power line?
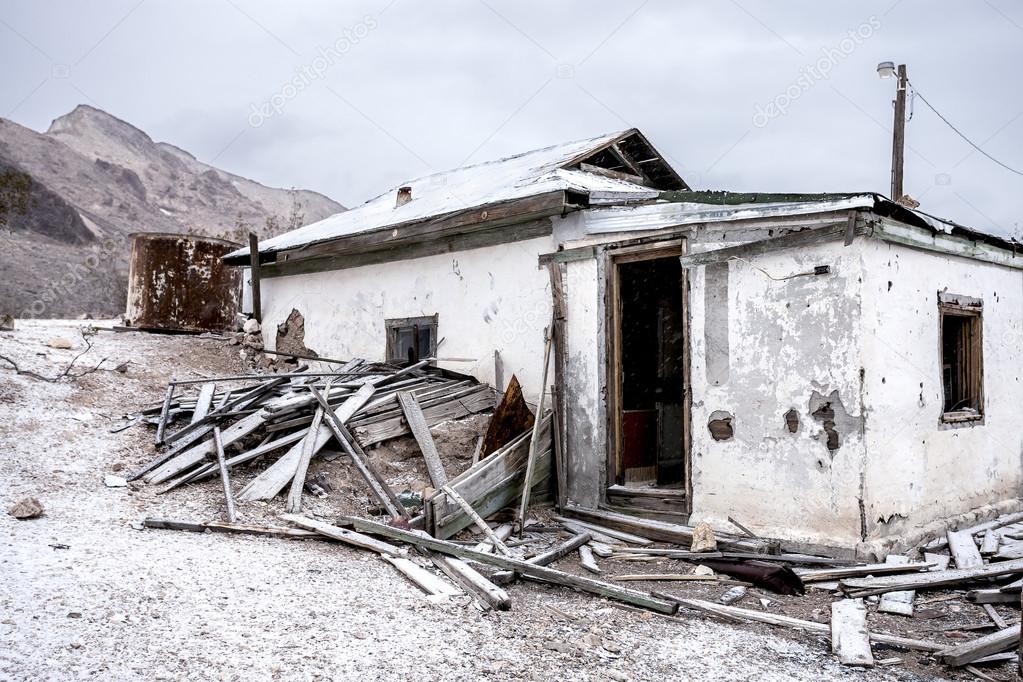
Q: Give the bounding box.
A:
[909,83,1023,177]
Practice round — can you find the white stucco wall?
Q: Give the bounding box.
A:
[859,240,1023,546]
[259,235,557,403]
[687,239,868,549]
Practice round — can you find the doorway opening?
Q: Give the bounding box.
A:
[607,244,689,514]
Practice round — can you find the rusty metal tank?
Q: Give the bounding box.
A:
[125,233,242,332]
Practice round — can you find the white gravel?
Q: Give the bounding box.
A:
[0,321,943,681]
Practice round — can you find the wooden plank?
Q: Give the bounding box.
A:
[280,514,401,556]
[924,552,951,571]
[311,385,406,519]
[546,260,569,512]
[797,561,932,583]
[480,375,534,459]
[553,515,653,546]
[248,233,262,321]
[286,405,325,513]
[562,506,767,553]
[155,384,174,445]
[935,624,1021,667]
[491,532,592,585]
[980,530,1000,556]
[966,589,1020,604]
[831,599,874,666]
[614,574,719,582]
[191,383,215,424]
[397,391,448,488]
[341,516,678,614]
[841,558,1023,597]
[428,417,552,539]
[147,409,267,485]
[434,556,511,610]
[239,385,376,503]
[948,529,984,569]
[516,325,553,532]
[441,485,510,555]
[354,385,495,445]
[212,426,236,523]
[472,523,514,554]
[143,518,318,538]
[668,598,946,653]
[381,555,462,597]
[982,603,1008,630]
[578,544,601,574]
[878,556,914,617]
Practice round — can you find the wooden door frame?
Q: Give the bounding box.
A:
[603,238,691,512]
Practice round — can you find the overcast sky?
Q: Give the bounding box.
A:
[2,0,1021,237]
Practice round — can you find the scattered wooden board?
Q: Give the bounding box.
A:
[947,529,984,569]
[832,599,874,667]
[877,555,915,617]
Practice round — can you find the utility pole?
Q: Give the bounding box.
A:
[890,63,908,201]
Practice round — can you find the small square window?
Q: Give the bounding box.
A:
[938,293,983,422]
[385,315,438,364]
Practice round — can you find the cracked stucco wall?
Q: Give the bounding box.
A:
[859,239,1023,547]
[688,239,868,549]
[259,234,558,404]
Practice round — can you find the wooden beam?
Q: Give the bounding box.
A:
[935,624,1021,667]
[248,232,262,322]
[677,221,855,269]
[433,556,511,610]
[286,405,325,513]
[381,555,462,597]
[397,391,448,488]
[212,426,237,523]
[841,558,1023,597]
[491,532,592,585]
[440,485,509,555]
[668,598,947,653]
[947,529,983,569]
[280,513,401,556]
[311,384,406,519]
[517,324,553,533]
[832,599,874,667]
[562,506,766,553]
[341,515,678,614]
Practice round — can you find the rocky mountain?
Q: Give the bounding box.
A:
[0,105,344,318]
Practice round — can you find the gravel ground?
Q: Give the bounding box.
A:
[0,321,952,681]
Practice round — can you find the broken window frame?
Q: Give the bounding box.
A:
[385,315,438,364]
[938,293,984,424]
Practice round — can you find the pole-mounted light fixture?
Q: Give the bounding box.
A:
[877,61,908,201]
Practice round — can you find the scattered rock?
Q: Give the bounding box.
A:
[0,314,14,331]
[113,361,129,373]
[608,671,630,681]
[110,462,125,472]
[543,641,574,654]
[692,564,715,576]
[718,586,747,605]
[690,521,717,552]
[67,612,82,618]
[104,474,128,488]
[47,337,73,349]
[242,318,261,334]
[8,497,44,519]
[69,640,83,650]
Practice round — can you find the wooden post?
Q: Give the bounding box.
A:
[248,232,262,323]
[212,426,237,523]
[891,64,907,201]
[516,322,553,535]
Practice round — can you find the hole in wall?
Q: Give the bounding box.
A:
[707,410,734,441]
[784,409,799,434]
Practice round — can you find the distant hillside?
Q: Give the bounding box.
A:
[0,105,345,318]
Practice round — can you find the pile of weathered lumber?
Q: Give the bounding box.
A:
[128,358,496,517]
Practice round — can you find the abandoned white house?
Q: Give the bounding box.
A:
[225,129,1023,556]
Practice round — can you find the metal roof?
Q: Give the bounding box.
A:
[226,128,684,261]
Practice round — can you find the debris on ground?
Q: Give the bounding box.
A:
[112,351,1023,679]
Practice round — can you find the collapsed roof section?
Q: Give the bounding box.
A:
[224,128,686,265]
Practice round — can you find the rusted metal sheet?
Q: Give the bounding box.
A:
[125,233,241,333]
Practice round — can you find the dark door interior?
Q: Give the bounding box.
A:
[617,256,685,488]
